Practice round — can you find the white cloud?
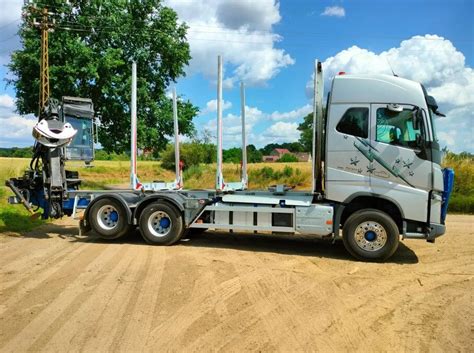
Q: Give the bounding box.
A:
[202,102,311,147]
[264,121,299,140]
[321,6,345,18]
[0,92,36,147]
[165,0,294,86]
[204,104,265,142]
[306,35,474,152]
[0,94,15,109]
[0,0,22,65]
[0,114,36,147]
[201,99,232,114]
[269,104,312,121]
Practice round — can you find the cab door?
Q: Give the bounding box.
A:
[369,104,432,223]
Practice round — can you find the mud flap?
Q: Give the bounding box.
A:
[79,219,91,236]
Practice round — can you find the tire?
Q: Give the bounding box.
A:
[342,209,399,261]
[138,202,184,245]
[89,198,132,240]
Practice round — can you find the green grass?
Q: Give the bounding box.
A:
[0,158,47,233]
[0,153,472,233]
[0,187,45,233]
[443,153,474,214]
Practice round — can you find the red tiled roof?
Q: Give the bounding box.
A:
[274,148,290,155]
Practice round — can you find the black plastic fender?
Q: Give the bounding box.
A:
[133,194,185,225]
[84,193,137,227]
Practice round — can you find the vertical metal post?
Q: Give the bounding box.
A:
[130,61,138,188]
[240,81,248,188]
[311,61,317,192]
[172,87,182,187]
[216,55,224,191]
[39,7,50,117]
[313,60,324,193]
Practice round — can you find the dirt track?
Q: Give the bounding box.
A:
[0,215,473,352]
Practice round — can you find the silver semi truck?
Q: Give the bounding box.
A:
[8,58,454,261]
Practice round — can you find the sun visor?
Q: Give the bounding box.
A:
[62,96,94,119]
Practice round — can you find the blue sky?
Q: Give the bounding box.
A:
[1,0,473,152]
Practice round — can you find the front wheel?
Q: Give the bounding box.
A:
[342,209,399,261]
[139,202,184,245]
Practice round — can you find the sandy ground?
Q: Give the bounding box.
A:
[0,215,473,352]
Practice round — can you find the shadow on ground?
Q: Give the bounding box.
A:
[179,231,419,264]
[63,227,420,264]
[3,223,418,264]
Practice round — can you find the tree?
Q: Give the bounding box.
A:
[247,144,263,163]
[259,142,304,156]
[297,113,314,152]
[8,0,198,153]
[223,147,242,163]
[160,141,216,171]
[297,109,326,152]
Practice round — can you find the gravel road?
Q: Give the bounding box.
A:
[0,215,473,352]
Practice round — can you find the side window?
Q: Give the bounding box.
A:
[376,107,422,148]
[336,107,369,138]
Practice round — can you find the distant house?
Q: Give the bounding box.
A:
[271,148,291,158]
[295,152,311,162]
[141,147,154,158]
[262,148,305,162]
[262,155,279,162]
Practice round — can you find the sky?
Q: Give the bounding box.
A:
[0,0,473,152]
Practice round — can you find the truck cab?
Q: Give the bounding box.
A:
[324,73,451,254]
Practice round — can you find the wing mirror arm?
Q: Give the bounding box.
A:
[412,107,422,130]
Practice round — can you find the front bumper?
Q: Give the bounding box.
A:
[428,222,446,240]
[403,222,446,242]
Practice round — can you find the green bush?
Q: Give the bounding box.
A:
[259,166,275,179]
[282,165,293,177]
[443,152,473,214]
[160,142,216,170]
[183,164,203,180]
[94,149,129,161]
[277,153,298,163]
[448,194,474,214]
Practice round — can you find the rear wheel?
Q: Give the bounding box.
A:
[89,198,132,239]
[342,209,399,261]
[139,202,184,245]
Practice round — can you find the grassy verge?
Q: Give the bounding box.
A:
[443,153,473,213]
[0,158,46,233]
[0,153,472,233]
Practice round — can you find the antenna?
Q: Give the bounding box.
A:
[386,58,398,77]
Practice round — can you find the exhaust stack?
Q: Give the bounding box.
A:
[312,60,324,194]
